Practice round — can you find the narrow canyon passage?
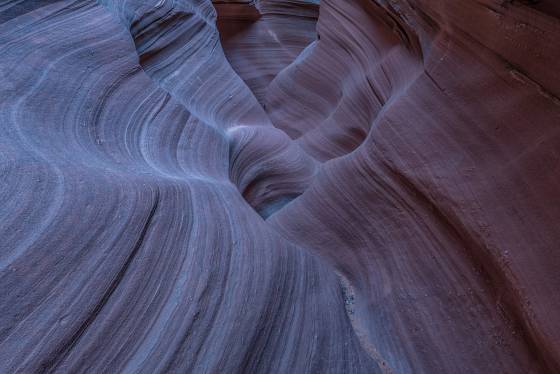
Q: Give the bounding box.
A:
[1,0,560,373]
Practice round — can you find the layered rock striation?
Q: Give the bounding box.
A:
[1,0,559,372]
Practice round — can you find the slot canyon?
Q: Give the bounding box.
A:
[1,0,560,372]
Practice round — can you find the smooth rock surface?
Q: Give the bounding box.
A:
[1,0,559,373]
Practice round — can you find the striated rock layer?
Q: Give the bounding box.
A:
[1,0,559,372]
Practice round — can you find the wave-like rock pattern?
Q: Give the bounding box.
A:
[1,0,559,372]
[267,0,560,372]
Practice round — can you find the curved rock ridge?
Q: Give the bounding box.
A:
[98,0,316,214]
[216,0,319,105]
[1,0,560,373]
[0,0,371,372]
[267,0,560,372]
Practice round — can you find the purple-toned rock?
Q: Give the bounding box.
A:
[1,0,559,372]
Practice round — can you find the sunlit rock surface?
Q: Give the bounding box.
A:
[1,0,559,372]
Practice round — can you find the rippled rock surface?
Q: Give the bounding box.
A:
[1,0,560,372]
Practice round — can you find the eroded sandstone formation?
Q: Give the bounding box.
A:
[1,0,559,372]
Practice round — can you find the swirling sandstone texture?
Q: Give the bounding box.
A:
[1,0,559,372]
